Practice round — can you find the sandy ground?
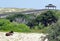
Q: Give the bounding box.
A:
[0,32,48,41]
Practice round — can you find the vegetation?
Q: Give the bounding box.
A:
[26,10,58,29]
[0,10,60,41]
[6,14,27,21]
[0,19,30,32]
[36,10,58,26]
[46,19,60,41]
[0,7,59,41]
[6,10,58,28]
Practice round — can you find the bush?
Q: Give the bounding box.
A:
[38,23,44,29]
[34,23,44,29]
[36,10,58,26]
[17,24,30,32]
[47,19,60,41]
[0,19,30,32]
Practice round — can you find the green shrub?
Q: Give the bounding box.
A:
[38,23,44,29]
[17,24,30,32]
[47,19,60,41]
[36,10,58,26]
[0,19,30,32]
[34,23,44,29]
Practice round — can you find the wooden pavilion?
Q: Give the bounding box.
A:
[45,4,56,9]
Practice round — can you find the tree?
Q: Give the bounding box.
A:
[6,14,27,22]
[36,10,58,26]
[26,19,38,29]
[47,20,60,41]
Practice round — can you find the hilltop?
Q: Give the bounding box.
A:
[0,8,35,14]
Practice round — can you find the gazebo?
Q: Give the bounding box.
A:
[45,4,56,9]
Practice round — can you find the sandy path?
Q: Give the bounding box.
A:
[0,32,48,41]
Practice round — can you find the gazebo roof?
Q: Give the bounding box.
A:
[45,4,56,7]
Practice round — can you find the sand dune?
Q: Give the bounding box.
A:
[0,32,48,41]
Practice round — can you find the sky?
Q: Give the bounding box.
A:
[0,0,60,9]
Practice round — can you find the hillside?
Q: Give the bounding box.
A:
[0,8,35,14]
[0,8,52,14]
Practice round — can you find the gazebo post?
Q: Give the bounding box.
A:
[55,7,56,9]
[48,7,49,9]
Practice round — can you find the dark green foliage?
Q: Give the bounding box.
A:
[37,23,44,29]
[26,20,38,29]
[6,13,36,29]
[6,10,58,30]
[36,10,58,26]
[47,20,60,41]
[6,14,26,21]
[26,10,58,29]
